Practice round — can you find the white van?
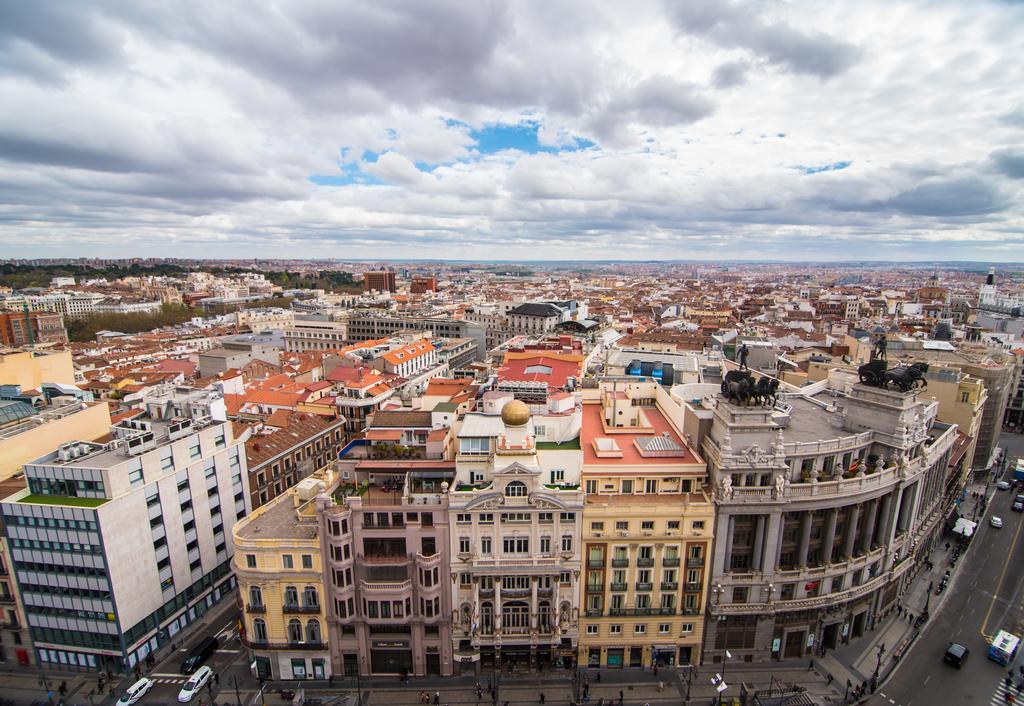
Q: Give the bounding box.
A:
[117,677,154,706]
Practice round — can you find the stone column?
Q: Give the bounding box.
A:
[896,486,912,533]
[761,513,783,577]
[821,508,839,565]
[797,512,813,568]
[876,492,894,548]
[752,515,766,572]
[495,575,503,632]
[860,499,878,553]
[842,504,861,560]
[721,515,736,574]
[530,576,538,630]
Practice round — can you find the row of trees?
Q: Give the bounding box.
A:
[65,303,197,342]
[0,264,360,293]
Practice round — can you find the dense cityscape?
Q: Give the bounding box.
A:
[0,260,1021,706]
[2,1,1024,706]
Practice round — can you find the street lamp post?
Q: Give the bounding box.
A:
[871,643,886,692]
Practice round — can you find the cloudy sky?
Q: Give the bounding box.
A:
[1,1,1022,261]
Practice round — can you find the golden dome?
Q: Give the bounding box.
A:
[501,399,530,427]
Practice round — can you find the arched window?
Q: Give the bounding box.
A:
[284,586,298,607]
[248,586,263,608]
[306,619,322,643]
[303,586,319,609]
[253,618,268,642]
[505,481,527,497]
[287,618,303,643]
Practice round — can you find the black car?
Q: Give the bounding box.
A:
[943,642,968,668]
[181,635,219,674]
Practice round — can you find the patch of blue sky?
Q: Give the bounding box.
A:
[309,155,385,186]
[469,121,594,156]
[794,161,852,175]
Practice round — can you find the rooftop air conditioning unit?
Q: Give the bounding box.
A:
[618,531,629,537]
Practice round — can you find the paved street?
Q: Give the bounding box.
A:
[869,437,1024,706]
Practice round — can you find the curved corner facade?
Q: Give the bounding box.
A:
[700,380,959,663]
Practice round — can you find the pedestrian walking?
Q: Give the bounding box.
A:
[657,680,664,693]
[434,691,441,705]
[619,690,624,705]
[808,659,814,671]
[540,693,545,704]
[897,605,902,616]
[596,673,601,683]
[827,673,834,685]
[214,672,219,685]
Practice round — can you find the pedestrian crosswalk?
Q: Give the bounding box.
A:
[152,676,187,684]
[990,679,1024,705]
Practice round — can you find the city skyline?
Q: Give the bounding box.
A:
[0,1,1022,261]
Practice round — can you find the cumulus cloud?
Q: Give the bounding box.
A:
[0,0,1021,260]
[664,0,861,79]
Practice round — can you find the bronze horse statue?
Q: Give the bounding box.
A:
[752,377,780,406]
[721,370,753,405]
[883,362,929,392]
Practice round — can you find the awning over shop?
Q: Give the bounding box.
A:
[952,517,977,537]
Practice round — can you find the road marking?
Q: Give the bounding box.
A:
[151,672,184,677]
[981,501,1024,640]
[923,676,930,686]
[217,648,241,653]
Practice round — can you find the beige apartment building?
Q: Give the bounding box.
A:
[579,381,713,668]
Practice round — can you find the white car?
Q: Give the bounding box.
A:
[178,665,213,702]
[117,678,154,706]
[997,480,1012,490]
[991,516,1004,528]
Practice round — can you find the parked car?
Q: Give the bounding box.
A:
[991,516,1004,528]
[117,678,154,706]
[997,480,1012,490]
[181,635,219,674]
[178,665,213,702]
[943,642,969,668]
[1013,500,1023,512]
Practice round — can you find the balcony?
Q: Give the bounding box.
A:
[662,557,680,567]
[2,619,19,629]
[636,558,655,568]
[611,558,629,568]
[361,580,412,593]
[635,582,653,592]
[687,556,705,568]
[501,587,532,598]
[609,608,654,616]
[245,604,266,613]
[243,638,326,651]
[685,582,701,593]
[362,520,405,530]
[587,559,605,568]
[479,588,495,598]
[586,584,603,593]
[283,604,321,614]
[661,582,679,592]
[610,582,628,592]
[585,609,603,618]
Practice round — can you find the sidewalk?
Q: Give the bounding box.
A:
[0,591,242,706]
[817,480,990,702]
[298,663,841,706]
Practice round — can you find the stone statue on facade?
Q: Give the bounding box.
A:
[718,474,734,501]
[774,473,789,498]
